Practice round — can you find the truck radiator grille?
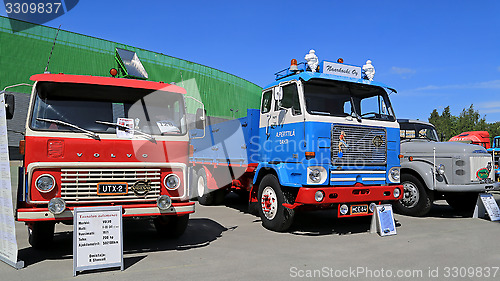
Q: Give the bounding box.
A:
[331,125,387,165]
[60,168,161,203]
[469,157,493,181]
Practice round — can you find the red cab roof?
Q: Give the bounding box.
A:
[30,73,186,94]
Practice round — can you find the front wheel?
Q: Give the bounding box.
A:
[153,214,189,238]
[196,168,215,205]
[257,174,295,232]
[28,221,55,249]
[393,174,432,216]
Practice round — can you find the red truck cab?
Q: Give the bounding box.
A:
[449,131,490,149]
[16,73,197,248]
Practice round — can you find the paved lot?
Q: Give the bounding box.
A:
[2,165,500,280]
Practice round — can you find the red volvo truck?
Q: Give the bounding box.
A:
[13,73,204,248]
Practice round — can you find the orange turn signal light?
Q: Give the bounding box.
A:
[305,151,315,159]
[19,140,25,155]
[189,145,194,158]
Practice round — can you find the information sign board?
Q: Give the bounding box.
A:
[0,94,23,269]
[73,206,123,276]
[473,193,500,221]
[370,204,397,236]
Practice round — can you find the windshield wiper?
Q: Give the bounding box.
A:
[95,120,156,142]
[348,90,361,122]
[311,110,330,116]
[37,118,100,140]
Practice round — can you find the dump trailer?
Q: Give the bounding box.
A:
[191,51,403,231]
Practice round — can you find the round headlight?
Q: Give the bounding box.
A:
[339,204,349,215]
[157,195,172,210]
[164,174,180,190]
[437,164,445,175]
[48,197,66,215]
[35,174,55,193]
[389,168,400,183]
[314,190,324,202]
[393,188,401,198]
[309,169,321,183]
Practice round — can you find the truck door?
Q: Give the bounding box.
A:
[262,82,303,163]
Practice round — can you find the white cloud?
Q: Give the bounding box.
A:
[412,80,500,92]
[478,101,500,109]
[391,67,416,75]
[477,101,500,115]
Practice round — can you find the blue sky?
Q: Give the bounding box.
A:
[2,0,500,122]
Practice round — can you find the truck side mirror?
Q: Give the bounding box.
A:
[195,108,205,130]
[274,88,283,101]
[4,93,14,120]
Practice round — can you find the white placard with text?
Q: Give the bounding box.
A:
[370,204,397,236]
[473,193,500,221]
[322,61,362,79]
[0,94,23,269]
[73,206,123,276]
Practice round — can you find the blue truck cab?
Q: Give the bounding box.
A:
[487,136,500,181]
[191,53,403,231]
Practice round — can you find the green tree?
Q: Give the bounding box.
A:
[428,104,495,144]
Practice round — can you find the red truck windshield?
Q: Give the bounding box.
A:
[30,82,186,135]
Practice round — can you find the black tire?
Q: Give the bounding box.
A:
[153,214,189,238]
[393,174,432,216]
[257,174,295,232]
[196,168,215,205]
[28,222,55,249]
[445,192,479,213]
[213,189,226,205]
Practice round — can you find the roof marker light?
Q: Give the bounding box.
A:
[290,59,298,71]
[337,58,344,63]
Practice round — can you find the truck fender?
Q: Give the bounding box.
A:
[252,163,301,188]
[197,166,219,191]
[401,161,435,190]
[250,164,279,204]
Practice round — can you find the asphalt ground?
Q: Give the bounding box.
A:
[2,164,500,281]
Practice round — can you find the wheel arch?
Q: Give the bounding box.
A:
[250,167,279,202]
[401,161,435,191]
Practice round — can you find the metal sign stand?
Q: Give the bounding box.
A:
[370,204,397,236]
[473,193,500,221]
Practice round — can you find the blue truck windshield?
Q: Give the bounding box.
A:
[303,80,395,121]
[30,82,186,135]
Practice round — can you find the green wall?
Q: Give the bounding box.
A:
[0,16,262,119]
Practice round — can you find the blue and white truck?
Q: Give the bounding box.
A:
[487,136,500,181]
[190,51,403,231]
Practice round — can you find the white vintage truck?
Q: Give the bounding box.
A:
[395,119,500,216]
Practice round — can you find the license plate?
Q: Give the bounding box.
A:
[97,182,128,195]
[351,204,368,214]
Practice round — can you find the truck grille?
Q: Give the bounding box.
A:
[331,125,387,165]
[60,168,161,203]
[469,157,493,181]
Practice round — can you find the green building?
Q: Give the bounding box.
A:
[0,16,262,158]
